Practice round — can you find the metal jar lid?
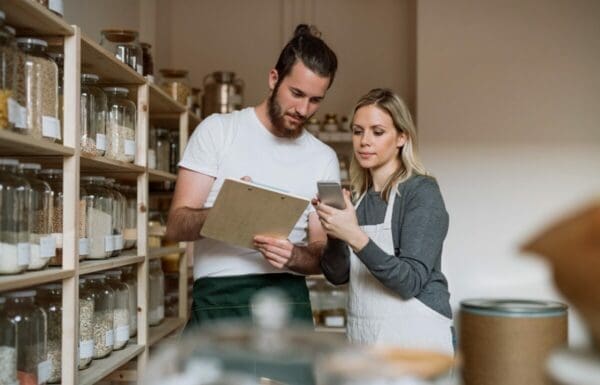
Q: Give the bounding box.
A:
[460,298,567,318]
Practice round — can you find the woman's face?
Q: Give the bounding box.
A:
[352,105,407,173]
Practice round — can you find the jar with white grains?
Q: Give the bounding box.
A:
[80,176,114,259]
[148,259,165,326]
[104,270,130,350]
[0,296,18,385]
[83,274,115,360]
[121,265,138,337]
[80,73,107,156]
[36,284,62,383]
[103,178,125,256]
[104,87,136,163]
[78,277,94,370]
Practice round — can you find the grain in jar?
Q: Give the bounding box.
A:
[80,73,107,156]
[155,128,170,172]
[104,178,125,256]
[36,284,62,383]
[120,184,137,249]
[148,259,165,326]
[83,274,115,360]
[104,87,136,163]
[0,12,18,131]
[81,176,113,259]
[78,278,94,370]
[105,270,130,350]
[0,296,18,385]
[159,69,190,106]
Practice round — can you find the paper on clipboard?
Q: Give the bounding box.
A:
[200,178,310,249]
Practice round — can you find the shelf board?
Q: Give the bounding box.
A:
[0,130,75,157]
[315,326,346,334]
[79,252,144,275]
[0,268,74,293]
[78,344,144,385]
[148,168,177,182]
[81,34,145,85]
[149,83,186,114]
[80,155,146,180]
[149,247,186,260]
[148,317,186,346]
[0,0,73,36]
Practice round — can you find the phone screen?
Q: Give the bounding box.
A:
[317,181,346,209]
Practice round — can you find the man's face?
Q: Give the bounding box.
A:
[267,61,330,138]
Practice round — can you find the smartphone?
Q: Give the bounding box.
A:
[317,181,346,209]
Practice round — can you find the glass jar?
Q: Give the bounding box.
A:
[80,73,107,156]
[84,274,114,359]
[155,128,170,172]
[148,126,157,169]
[104,87,136,163]
[159,69,190,106]
[48,0,63,17]
[169,131,179,175]
[319,283,347,329]
[5,26,26,134]
[119,184,137,250]
[164,294,178,318]
[47,52,62,139]
[0,12,17,131]
[121,265,138,337]
[306,117,321,136]
[190,87,202,115]
[0,296,18,385]
[0,158,32,275]
[34,0,49,8]
[81,176,113,259]
[148,259,165,326]
[36,284,61,383]
[323,113,339,133]
[18,163,55,271]
[104,178,124,256]
[140,42,154,79]
[78,277,94,370]
[100,29,143,75]
[15,38,60,142]
[4,290,49,385]
[104,270,130,350]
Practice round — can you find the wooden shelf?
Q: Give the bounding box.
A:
[149,83,186,114]
[148,318,186,346]
[81,34,145,85]
[151,110,201,132]
[0,268,74,293]
[79,252,144,275]
[80,155,146,180]
[0,130,75,157]
[78,344,144,385]
[315,326,346,334]
[148,168,177,182]
[0,0,73,36]
[149,247,186,260]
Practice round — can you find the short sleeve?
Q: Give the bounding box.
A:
[178,114,225,177]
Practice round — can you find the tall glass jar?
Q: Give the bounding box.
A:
[104,270,130,350]
[15,38,60,142]
[148,126,157,169]
[0,158,31,275]
[155,128,170,172]
[83,274,114,359]
[78,278,94,370]
[140,42,154,80]
[0,296,18,385]
[159,69,190,106]
[80,73,107,156]
[81,176,113,259]
[169,131,179,174]
[47,51,62,139]
[121,265,137,337]
[5,26,26,134]
[104,87,136,163]
[116,184,137,250]
[0,11,17,131]
[36,284,61,383]
[148,259,165,326]
[104,178,124,256]
[18,163,55,271]
[4,290,49,385]
[99,30,143,75]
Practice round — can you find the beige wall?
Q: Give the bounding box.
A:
[63,0,140,42]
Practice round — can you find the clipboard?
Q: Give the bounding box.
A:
[200,178,311,249]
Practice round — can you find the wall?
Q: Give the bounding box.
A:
[63,0,140,42]
[417,0,600,345]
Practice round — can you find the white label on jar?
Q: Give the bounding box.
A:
[96,133,107,151]
[124,139,136,156]
[48,0,64,14]
[51,232,63,249]
[158,305,165,320]
[104,235,115,252]
[8,97,20,125]
[17,104,27,129]
[148,149,157,169]
[114,234,124,251]
[116,325,130,342]
[42,116,61,139]
[136,64,143,75]
[324,316,345,328]
[38,359,51,384]
[105,329,114,346]
[17,243,31,266]
[79,339,94,359]
[79,238,90,256]
[40,236,56,258]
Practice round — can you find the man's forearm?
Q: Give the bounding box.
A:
[165,207,210,242]
[287,241,325,275]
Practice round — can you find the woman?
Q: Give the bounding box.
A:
[315,88,454,354]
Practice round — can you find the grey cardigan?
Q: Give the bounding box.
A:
[320,174,452,318]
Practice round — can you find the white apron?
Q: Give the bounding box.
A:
[347,186,454,355]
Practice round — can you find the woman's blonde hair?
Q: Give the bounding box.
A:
[350,88,427,202]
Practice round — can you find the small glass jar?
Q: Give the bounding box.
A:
[104,178,125,256]
[155,128,170,172]
[15,38,60,142]
[169,131,179,175]
[36,284,62,383]
[81,176,113,259]
[0,158,32,275]
[18,163,55,271]
[4,290,49,385]
[159,69,190,106]
[121,265,138,337]
[80,73,107,156]
[0,12,18,131]
[48,0,63,17]
[305,117,321,136]
[104,270,130,350]
[190,87,202,116]
[140,42,154,79]
[148,126,157,169]
[0,296,18,385]
[100,29,143,75]
[118,184,137,250]
[148,259,165,326]
[104,87,136,163]
[323,113,339,133]
[78,277,94,370]
[84,274,115,359]
[164,294,178,318]
[47,52,63,140]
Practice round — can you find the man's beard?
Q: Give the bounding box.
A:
[267,85,306,139]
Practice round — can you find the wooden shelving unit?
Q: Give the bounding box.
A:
[78,345,145,385]
[0,268,74,292]
[148,168,177,182]
[79,253,145,275]
[148,318,186,346]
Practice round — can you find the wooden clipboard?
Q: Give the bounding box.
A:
[200,178,310,249]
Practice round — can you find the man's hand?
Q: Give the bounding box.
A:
[253,236,294,269]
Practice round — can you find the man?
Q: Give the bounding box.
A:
[165,24,339,327]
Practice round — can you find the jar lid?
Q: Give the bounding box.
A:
[6,290,37,298]
[105,270,122,277]
[19,163,41,170]
[101,29,138,43]
[82,73,100,82]
[159,68,188,78]
[104,86,129,95]
[0,158,19,166]
[460,298,567,317]
[16,37,48,48]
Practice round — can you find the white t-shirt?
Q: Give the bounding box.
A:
[179,107,340,278]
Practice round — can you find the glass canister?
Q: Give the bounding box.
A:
[47,51,62,138]
[78,277,94,370]
[155,128,170,172]
[5,26,27,134]
[0,11,17,131]
[148,259,165,326]
[84,274,115,359]
[18,163,55,271]
[121,265,137,337]
[169,131,179,175]
[140,42,154,80]
[148,126,157,169]
[118,184,137,250]
[104,87,136,163]
[104,270,130,350]
[0,158,31,275]
[0,296,18,385]
[16,37,60,142]
[104,178,124,256]
[100,29,143,75]
[80,73,107,156]
[36,284,62,383]
[190,87,202,116]
[159,69,190,106]
[4,290,49,385]
[81,176,113,259]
